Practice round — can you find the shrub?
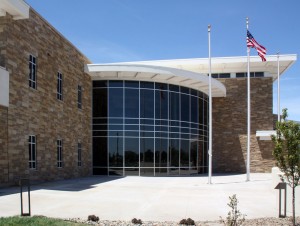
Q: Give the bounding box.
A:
[88,214,99,222]
[179,218,195,225]
[220,194,246,226]
[131,218,143,224]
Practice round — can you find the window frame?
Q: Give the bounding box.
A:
[57,72,63,100]
[78,143,82,167]
[57,139,63,168]
[29,55,37,89]
[78,85,82,109]
[28,135,37,169]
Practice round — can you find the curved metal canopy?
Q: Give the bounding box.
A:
[85,63,226,97]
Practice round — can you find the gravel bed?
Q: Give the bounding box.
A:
[66,217,300,226]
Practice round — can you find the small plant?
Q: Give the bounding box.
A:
[220,194,246,226]
[131,218,143,224]
[88,214,99,222]
[179,217,195,225]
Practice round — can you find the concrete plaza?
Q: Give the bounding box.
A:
[0,174,278,222]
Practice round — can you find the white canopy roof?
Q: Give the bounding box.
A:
[85,64,227,97]
[122,54,297,81]
[85,54,297,98]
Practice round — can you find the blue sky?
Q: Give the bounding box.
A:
[25,0,300,120]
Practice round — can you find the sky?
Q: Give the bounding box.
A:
[25,0,300,121]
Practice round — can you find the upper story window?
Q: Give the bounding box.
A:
[29,55,37,89]
[211,73,230,79]
[78,85,82,109]
[28,135,36,169]
[236,72,264,78]
[57,72,63,100]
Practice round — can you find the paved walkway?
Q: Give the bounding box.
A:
[0,174,277,221]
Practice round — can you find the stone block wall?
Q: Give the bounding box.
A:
[0,106,8,185]
[212,77,275,173]
[0,9,92,185]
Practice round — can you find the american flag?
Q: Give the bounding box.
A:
[247,30,267,61]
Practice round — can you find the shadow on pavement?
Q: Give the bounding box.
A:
[0,176,123,196]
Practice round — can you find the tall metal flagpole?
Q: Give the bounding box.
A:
[208,24,212,184]
[277,52,280,122]
[246,18,251,181]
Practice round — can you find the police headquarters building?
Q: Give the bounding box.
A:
[0,1,297,185]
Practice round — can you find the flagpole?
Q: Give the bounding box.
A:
[208,24,212,184]
[277,52,280,122]
[246,17,251,182]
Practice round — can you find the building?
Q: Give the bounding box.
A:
[0,0,297,185]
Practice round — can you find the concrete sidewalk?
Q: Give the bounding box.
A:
[0,174,277,221]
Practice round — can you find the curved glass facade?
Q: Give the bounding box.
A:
[93,80,208,176]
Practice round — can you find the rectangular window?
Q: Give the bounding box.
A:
[236,72,264,78]
[57,139,63,168]
[78,85,82,109]
[29,55,37,89]
[57,72,63,100]
[29,135,36,169]
[78,143,82,167]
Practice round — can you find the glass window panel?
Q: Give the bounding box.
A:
[109,81,123,87]
[109,88,123,118]
[155,138,168,167]
[181,93,190,122]
[109,131,123,137]
[109,168,123,176]
[140,81,154,89]
[156,82,168,90]
[93,124,108,130]
[93,168,108,175]
[155,90,168,119]
[125,89,139,118]
[125,125,139,130]
[93,131,107,137]
[109,118,123,124]
[170,92,179,121]
[155,125,168,132]
[155,132,168,138]
[93,88,107,117]
[190,140,198,168]
[140,89,154,119]
[141,131,154,138]
[125,168,139,176]
[93,80,108,88]
[93,118,108,124]
[191,96,198,123]
[93,137,107,167]
[169,84,179,92]
[109,136,123,167]
[180,87,189,94]
[169,139,179,167]
[140,138,154,167]
[141,125,154,131]
[180,139,189,167]
[219,73,230,78]
[125,131,139,137]
[125,81,139,88]
[109,124,123,131]
[140,168,154,176]
[125,119,139,124]
[125,138,139,167]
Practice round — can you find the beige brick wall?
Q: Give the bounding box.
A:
[0,106,8,185]
[0,9,92,185]
[212,77,275,173]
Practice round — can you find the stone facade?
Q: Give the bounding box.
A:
[0,9,92,186]
[212,77,275,173]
